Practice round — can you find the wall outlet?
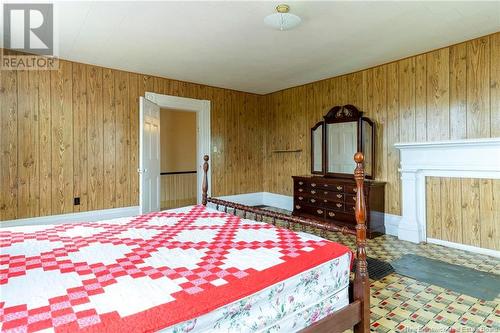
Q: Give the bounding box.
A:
[74,197,80,206]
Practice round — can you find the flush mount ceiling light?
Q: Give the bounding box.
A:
[264,4,301,31]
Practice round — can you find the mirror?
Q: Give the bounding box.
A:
[310,105,375,179]
[311,123,323,173]
[326,122,357,174]
[362,119,373,177]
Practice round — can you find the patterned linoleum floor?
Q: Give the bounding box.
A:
[251,206,500,332]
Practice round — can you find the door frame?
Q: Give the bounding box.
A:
[143,92,211,205]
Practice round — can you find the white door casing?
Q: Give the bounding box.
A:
[139,97,161,214]
[144,92,211,204]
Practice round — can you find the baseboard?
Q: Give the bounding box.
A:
[383,213,401,236]
[217,192,264,206]
[0,206,140,228]
[427,238,500,259]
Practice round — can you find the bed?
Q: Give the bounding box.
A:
[0,153,370,333]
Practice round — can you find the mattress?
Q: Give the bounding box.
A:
[0,205,351,332]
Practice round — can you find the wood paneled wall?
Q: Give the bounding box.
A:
[427,178,500,251]
[161,173,197,210]
[263,32,500,221]
[0,59,263,221]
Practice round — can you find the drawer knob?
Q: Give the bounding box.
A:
[353,188,358,193]
[324,191,328,195]
[352,207,356,211]
[311,190,316,194]
[336,203,342,208]
[311,198,316,203]
[336,194,342,199]
[328,212,335,217]
[311,183,317,187]
[317,209,323,214]
[299,188,304,192]
[299,181,304,185]
[352,196,356,201]
[298,196,304,200]
[337,186,343,190]
[323,184,328,187]
[324,199,328,203]
[295,205,301,209]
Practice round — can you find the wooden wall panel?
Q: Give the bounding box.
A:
[87,66,104,211]
[51,60,73,215]
[263,32,500,238]
[160,173,197,210]
[72,63,88,212]
[102,69,116,209]
[467,37,490,138]
[0,70,18,220]
[1,52,263,222]
[17,70,39,218]
[426,177,498,251]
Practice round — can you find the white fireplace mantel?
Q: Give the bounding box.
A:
[394,138,500,245]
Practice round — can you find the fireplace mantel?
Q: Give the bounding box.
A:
[394,138,500,248]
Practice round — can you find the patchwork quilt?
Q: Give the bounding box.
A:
[0,205,351,332]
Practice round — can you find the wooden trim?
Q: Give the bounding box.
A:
[201,153,370,332]
[160,171,196,175]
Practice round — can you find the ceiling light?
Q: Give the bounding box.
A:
[264,4,301,31]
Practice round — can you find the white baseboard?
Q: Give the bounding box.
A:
[427,238,500,259]
[0,206,140,228]
[384,213,402,236]
[217,193,264,206]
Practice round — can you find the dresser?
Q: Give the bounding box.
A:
[292,175,385,238]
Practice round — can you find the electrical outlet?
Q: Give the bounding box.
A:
[74,197,80,206]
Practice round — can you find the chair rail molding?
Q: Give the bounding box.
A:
[394,138,500,244]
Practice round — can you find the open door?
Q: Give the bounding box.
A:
[139,97,161,214]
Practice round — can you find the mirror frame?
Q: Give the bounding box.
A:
[310,105,375,179]
[310,121,325,174]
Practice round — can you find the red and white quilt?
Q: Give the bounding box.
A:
[0,205,351,332]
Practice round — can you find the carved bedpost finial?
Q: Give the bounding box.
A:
[353,152,370,333]
[202,155,209,206]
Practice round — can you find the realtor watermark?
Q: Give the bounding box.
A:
[2,3,58,70]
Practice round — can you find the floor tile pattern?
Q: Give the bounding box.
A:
[245,206,500,332]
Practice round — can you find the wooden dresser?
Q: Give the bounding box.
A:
[292,175,385,238]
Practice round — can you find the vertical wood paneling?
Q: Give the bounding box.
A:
[263,32,499,249]
[466,37,490,138]
[440,178,462,244]
[491,33,500,137]
[51,60,73,215]
[449,43,467,139]
[38,70,51,216]
[72,63,88,212]
[398,58,416,142]
[102,69,116,209]
[426,48,449,141]
[0,70,18,220]
[426,177,441,239]
[128,73,140,206]
[87,66,104,210]
[114,71,129,207]
[415,55,427,141]
[17,70,39,218]
[479,180,499,251]
[386,63,400,215]
[460,178,481,247]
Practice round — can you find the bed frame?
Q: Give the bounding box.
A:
[201,152,370,333]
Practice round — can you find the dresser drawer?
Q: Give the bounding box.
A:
[330,201,345,212]
[294,204,326,219]
[325,210,354,223]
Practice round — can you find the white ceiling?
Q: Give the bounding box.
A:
[8,1,500,94]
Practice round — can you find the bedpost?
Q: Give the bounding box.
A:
[202,155,209,206]
[353,152,370,333]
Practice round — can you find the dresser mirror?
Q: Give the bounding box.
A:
[311,122,324,174]
[310,104,375,179]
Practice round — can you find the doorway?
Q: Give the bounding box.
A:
[160,109,197,209]
[139,93,211,214]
